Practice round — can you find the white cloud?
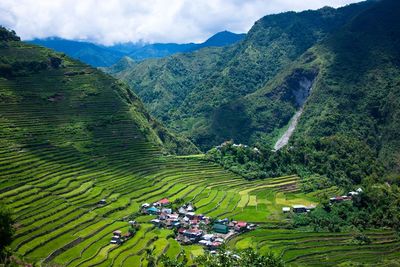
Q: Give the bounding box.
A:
[0,0,363,45]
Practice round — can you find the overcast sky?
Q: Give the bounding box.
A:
[0,0,363,45]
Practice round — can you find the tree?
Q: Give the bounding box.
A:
[160,251,187,267]
[49,56,62,68]
[145,247,156,267]
[0,204,14,263]
[240,248,284,267]
[195,246,284,267]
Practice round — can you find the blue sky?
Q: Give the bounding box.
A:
[0,0,364,45]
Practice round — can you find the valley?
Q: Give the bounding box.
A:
[0,44,397,265]
[1,0,400,266]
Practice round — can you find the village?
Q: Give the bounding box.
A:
[281,187,364,214]
[103,197,256,250]
[141,198,256,250]
[106,188,364,249]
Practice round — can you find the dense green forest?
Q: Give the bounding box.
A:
[206,0,400,233]
[246,0,400,174]
[106,1,373,150]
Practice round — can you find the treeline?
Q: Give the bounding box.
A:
[160,246,284,267]
[206,136,400,230]
[207,135,400,232]
[206,135,382,188]
[0,26,20,42]
[294,184,400,232]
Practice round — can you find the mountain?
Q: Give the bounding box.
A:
[1,2,400,265]
[0,28,198,156]
[197,30,246,48]
[128,31,245,61]
[205,0,400,236]
[106,1,374,150]
[28,38,126,67]
[126,42,197,61]
[207,0,400,182]
[290,0,400,173]
[0,27,312,266]
[28,31,245,67]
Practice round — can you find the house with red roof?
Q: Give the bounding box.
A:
[157,198,170,206]
[234,221,248,232]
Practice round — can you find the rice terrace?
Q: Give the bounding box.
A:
[1,0,400,266]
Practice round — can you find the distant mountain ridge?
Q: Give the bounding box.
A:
[28,31,245,67]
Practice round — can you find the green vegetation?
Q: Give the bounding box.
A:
[207,0,400,234]
[0,26,20,42]
[1,0,400,266]
[228,228,400,267]
[105,2,373,150]
[0,203,14,263]
[294,183,400,232]
[195,246,284,267]
[0,31,198,156]
[207,0,400,183]
[207,136,381,186]
[0,27,318,267]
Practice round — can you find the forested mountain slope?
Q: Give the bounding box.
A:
[208,0,400,183]
[294,0,400,173]
[106,1,373,150]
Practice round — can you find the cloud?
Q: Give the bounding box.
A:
[0,0,363,45]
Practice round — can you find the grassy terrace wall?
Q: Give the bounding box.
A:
[0,41,398,266]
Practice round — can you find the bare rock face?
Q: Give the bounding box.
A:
[274,72,316,151]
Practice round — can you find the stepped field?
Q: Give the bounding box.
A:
[0,39,304,266]
[0,38,397,267]
[0,144,305,265]
[229,229,400,267]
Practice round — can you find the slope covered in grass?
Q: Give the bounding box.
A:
[0,27,302,265]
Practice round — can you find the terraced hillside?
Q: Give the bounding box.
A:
[1,146,305,266]
[229,229,400,266]
[0,33,308,266]
[1,30,398,267]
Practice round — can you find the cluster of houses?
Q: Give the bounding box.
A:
[110,230,132,245]
[282,204,316,214]
[141,197,255,249]
[281,188,364,214]
[329,188,363,204]
[110,221,138,245]
[216,141,260,154]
